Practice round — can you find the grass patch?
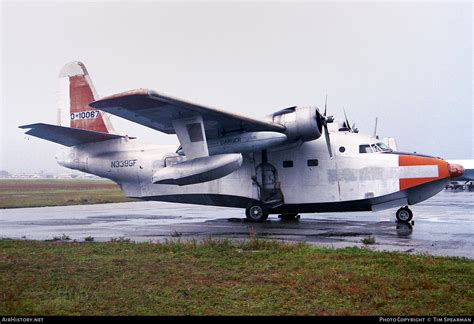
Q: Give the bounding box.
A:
[0,179,135,208]
[362,236,376,245]
[0,239,472,315]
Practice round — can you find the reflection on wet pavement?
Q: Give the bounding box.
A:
[0,191,472,258]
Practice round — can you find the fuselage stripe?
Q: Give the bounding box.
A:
[398,155,449,190]
[399,165,438,179]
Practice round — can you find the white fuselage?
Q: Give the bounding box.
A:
[57,130,450,214]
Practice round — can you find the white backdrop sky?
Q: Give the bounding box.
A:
[1,1,472,173]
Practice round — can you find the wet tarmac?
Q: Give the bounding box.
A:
[0,190,472,258]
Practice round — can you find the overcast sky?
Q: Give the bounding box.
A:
[1,1,472,174]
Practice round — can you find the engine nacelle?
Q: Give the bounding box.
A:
[271,106,323,142]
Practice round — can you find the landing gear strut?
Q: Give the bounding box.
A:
[245,202,269,223]
[396,206,413,223]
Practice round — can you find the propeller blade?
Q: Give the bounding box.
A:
[324,95,328,116]
[324,124,333,158]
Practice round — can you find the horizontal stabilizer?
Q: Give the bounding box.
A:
[19,123,125,147]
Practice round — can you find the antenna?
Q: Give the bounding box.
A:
[373,117,379,139]
[343,107,351,131]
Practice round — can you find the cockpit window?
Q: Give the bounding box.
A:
[372,144,383,152]
[359,145,373,153]
[359,143,392,154]
[376,142,392,152]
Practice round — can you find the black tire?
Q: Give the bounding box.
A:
[396,206,413,223]
[245,202,269,223]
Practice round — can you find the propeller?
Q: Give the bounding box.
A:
[318,95,334,158]
[324,94,328,116]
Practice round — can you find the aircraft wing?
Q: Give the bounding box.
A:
[19,123,125,147]
[90,89,286,139]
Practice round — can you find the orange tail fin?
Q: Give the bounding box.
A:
[58,61,114,134]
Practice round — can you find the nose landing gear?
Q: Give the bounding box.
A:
[396,206,413,223]
[245,202,269,223]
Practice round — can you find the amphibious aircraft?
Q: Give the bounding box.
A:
[20,62,464,223]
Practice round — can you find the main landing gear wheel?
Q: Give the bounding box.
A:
[396,206,413,223]
[245,202,269,223]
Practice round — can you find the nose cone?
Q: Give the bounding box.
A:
[448,163,464,178]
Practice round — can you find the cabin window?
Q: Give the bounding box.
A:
[359,144,373,153]
[307,159,318,167]
[339,146,346,153]
[283,160,293,168]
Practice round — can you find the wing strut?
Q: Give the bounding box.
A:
[171,116,209,159]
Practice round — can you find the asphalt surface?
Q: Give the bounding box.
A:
[1,190,472,258]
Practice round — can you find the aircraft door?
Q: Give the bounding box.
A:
[254,150,284,206]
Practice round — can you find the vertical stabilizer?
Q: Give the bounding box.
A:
[57,61,115,134]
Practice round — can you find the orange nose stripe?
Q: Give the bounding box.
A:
[399,155,450,190]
